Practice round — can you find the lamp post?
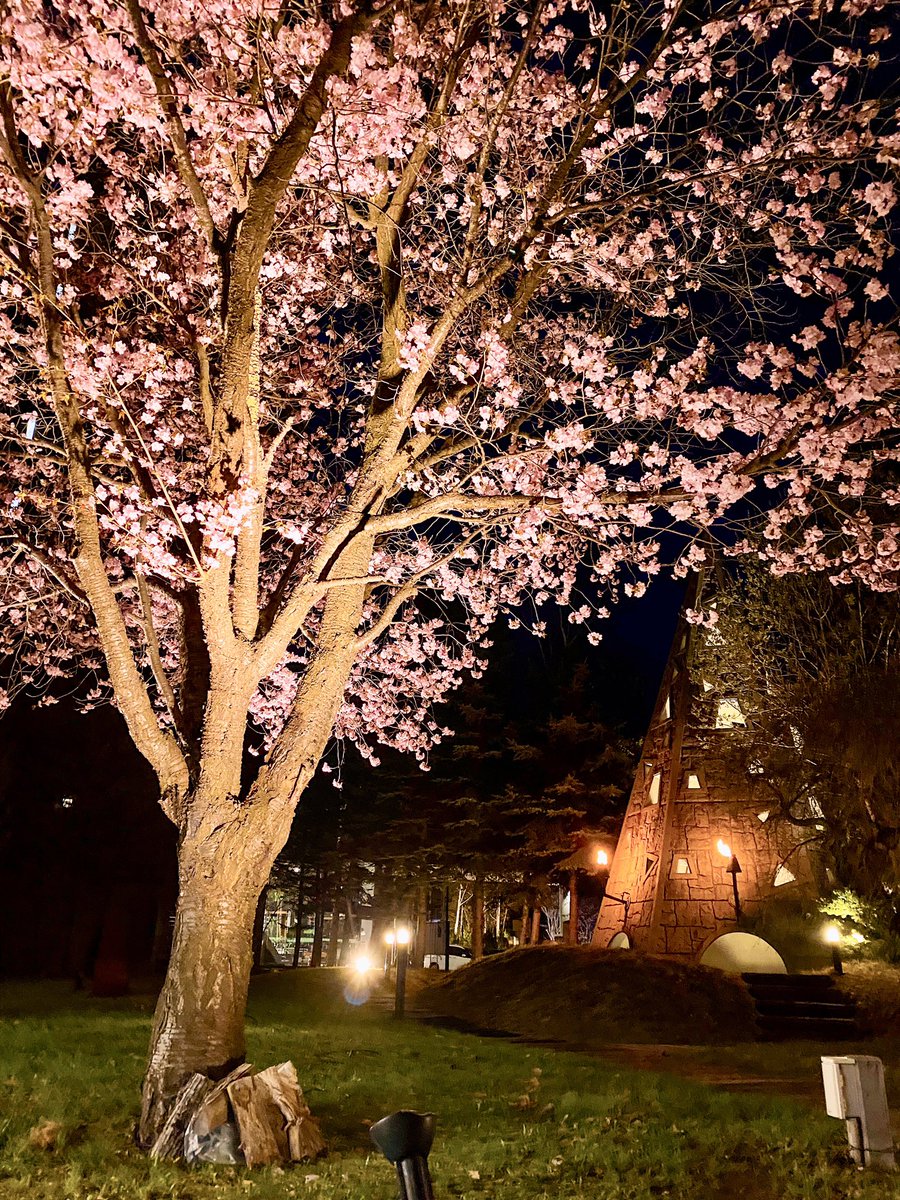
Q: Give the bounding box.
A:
[717,840,742,924]
[600,844,633,926]
[824,924,844,975]
[394,926,411,1018]
[597,847,631,927]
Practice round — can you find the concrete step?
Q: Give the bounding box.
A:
[742,973,859,1040]
[742,972,840,991]
[753,999,856,1020]
[756,1015,858,1041]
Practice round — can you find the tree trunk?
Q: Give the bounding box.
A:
[521,901,530,946]
[410,884,427,968]
[252,885,269,970]
[531,906,541,945]
[472,876,484,960]
[138,838,265,1146]
[292,872,306,968]
[325,898,341,966]
[310,873,326,968]
[454,883,465,936]
[568,872,579,945]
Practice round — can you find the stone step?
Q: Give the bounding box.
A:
[742,972,840,991]
[742,973,859,1041]
[756,1014,858,1041]
[753,998,856,1020]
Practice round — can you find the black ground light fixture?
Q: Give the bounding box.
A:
[370,1110,436,1200]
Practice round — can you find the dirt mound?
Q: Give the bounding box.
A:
[839,962,900,1035]
[427,944,758,1045]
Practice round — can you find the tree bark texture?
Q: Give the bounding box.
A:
[139,836,264,1145]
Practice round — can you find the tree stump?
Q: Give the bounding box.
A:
[228,1062,326,1167]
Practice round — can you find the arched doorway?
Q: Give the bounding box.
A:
[700,932,787,974]
[608,932,631,950]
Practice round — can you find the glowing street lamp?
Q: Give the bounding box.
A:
[824,924,844,975]
[596,848,609,867]
[383,929,396,973]
[717,839,743,924]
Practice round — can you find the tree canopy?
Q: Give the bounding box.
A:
[0,0,897,1137]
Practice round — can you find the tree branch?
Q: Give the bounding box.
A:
[125,0,221,254]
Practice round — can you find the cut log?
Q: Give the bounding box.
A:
[187,1063,254,1141]
[149,1073,213,1160]
[263,1061,326,1162]
[228,1061,326,1167]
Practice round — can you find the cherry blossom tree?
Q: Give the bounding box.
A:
[0,0,897,1140]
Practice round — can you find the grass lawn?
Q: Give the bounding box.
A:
[0,969,897,1200]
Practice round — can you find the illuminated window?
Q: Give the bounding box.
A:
[662,694,671,720]
[687,773,702,790]
[757,811,770,823]
[648,771,662,804]
[715,697,746,729]
[773,865,796,887]
[674,857,692,876]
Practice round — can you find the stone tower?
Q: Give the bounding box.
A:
[592,587,822,969]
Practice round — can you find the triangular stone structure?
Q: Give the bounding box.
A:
[592,584,822,966]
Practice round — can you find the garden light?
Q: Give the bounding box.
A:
[597,848,609,867]
[824,924,844,975]
[396,926,411,946]
[384,930,396,945]
[352,952,373,974]
[370,1110,436,1200]
[716,839,732,858]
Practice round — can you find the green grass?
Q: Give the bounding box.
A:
[0,970,896,1199]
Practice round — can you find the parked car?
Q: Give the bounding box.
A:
[425,944,472,970]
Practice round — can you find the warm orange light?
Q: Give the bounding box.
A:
[396,927,411,946]
[597,848,609,867]
[384,931,396,945]
[716,839,732,859]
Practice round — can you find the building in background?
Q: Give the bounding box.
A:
[592,583,826,973]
